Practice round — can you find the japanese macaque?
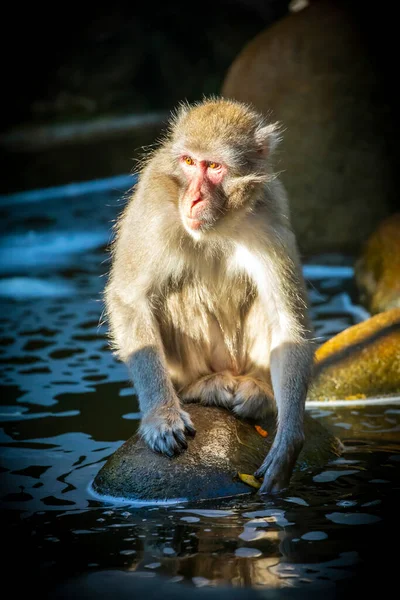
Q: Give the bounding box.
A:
[105,97,313,494]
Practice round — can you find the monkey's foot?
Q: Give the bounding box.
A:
[180,371,237,408]
[254,433,304,494]
[139,404,196,458]
[231,377,274,419]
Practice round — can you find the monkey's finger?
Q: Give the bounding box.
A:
[153,434,181,457]
[255,456,290,494]
[260,477,288,495]
[259,483,278,495]
[254,449,276,479]
[256,468,277,493]
[184,423,196,437]
[173,429,188,449]
[179,409,196,437]
[254,462,273,480]
[155,441,175,458]
[254,464,267,479]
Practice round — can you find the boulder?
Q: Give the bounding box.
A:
[92,404,342,503]
[355,213,400,314]
[221,0,394,254]
[309,308,400,401]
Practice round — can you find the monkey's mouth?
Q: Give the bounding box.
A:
[185,216,204,231]
[184,200,210,231]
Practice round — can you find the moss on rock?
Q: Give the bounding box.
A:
[309,308,400,400]
[355,213,400,314]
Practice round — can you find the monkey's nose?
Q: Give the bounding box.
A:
[189,197,206,219]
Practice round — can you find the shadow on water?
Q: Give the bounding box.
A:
[0,183,399,598]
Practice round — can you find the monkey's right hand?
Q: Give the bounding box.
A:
[139,402,196,457]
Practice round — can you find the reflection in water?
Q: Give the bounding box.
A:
[1,184,399,596]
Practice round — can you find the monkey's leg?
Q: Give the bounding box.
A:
[231,375,275,419]
[180,371,237,408]
[108,295,196,457]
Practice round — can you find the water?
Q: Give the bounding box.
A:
[1,181,399,598]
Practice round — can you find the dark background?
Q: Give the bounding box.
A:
[1,0,399,198]
[2,1,289,130]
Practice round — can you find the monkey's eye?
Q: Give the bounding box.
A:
[208,161,221,170]
[184,156,194,166]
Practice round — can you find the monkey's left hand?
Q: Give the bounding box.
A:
[254,432,304,494]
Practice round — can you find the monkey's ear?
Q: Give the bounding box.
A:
[255,123,281,156]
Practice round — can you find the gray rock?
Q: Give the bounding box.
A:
[92,404,342,503]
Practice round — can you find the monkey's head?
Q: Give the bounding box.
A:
[169,98,280,239]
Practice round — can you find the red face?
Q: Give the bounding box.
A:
[179,154,227,233]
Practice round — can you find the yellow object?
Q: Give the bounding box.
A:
[238,473,262,489]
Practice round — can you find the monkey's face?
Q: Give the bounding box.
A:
[178,152,228,236]
[169,98,279,239]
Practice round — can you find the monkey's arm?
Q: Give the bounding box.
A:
[255,336,312,493]
[105,164,196,456]
[254,231,313,494]
[105,290,195,457]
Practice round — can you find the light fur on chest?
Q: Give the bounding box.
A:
[154,245,274,386]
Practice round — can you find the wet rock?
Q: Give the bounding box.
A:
[309,308,400,401]
[92,404,342,503]
[221,0,395,254]
[355,214,400,314]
